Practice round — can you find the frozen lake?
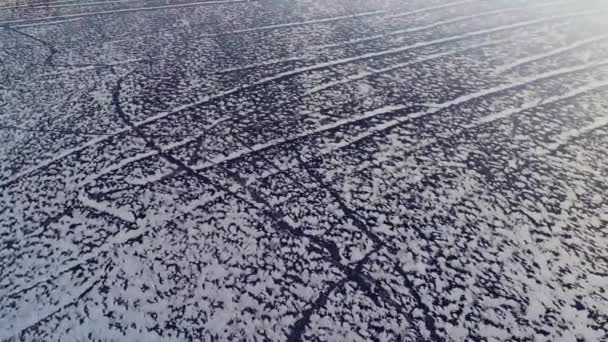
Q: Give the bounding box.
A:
[1,0,608,340]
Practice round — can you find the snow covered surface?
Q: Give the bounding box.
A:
[1,0,608,341]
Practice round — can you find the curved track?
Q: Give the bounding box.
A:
[1,0,608,341]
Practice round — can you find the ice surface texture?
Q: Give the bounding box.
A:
[1,0,608,341]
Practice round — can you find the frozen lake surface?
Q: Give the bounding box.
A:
[1,0,608,340]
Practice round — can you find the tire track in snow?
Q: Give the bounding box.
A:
[0,0,251,27]
[349,79,608,177]
[1,0,148,11]
[202,9,387,37]
[78,105,418,189]
[16,84,606,291]
[312,0,573,50]
[0,0,79,10]
[107,72,398,319]
[300,59,608,175]
[122,75,608,230]
[76,117,228,188]
[202,0,474,37]
[259,6,605,94]
[471,80,608,127]
[190,104,419,170]
[142,59,608,187]
[494,33,608,75]
[2,262,109,341]
[537,115,608,155]
[427,59,608,109]
[307,38,508,95]
[9,0,471,53]
[1,9,603,188]
[12,18,82,28]
[77,189,136,223]
[216,56,305,74]
[383,0,475,20]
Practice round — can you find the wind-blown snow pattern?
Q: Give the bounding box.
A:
[1,0,608,341]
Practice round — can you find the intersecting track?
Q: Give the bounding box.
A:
[1,0,608,341]
[2,4,605,187]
